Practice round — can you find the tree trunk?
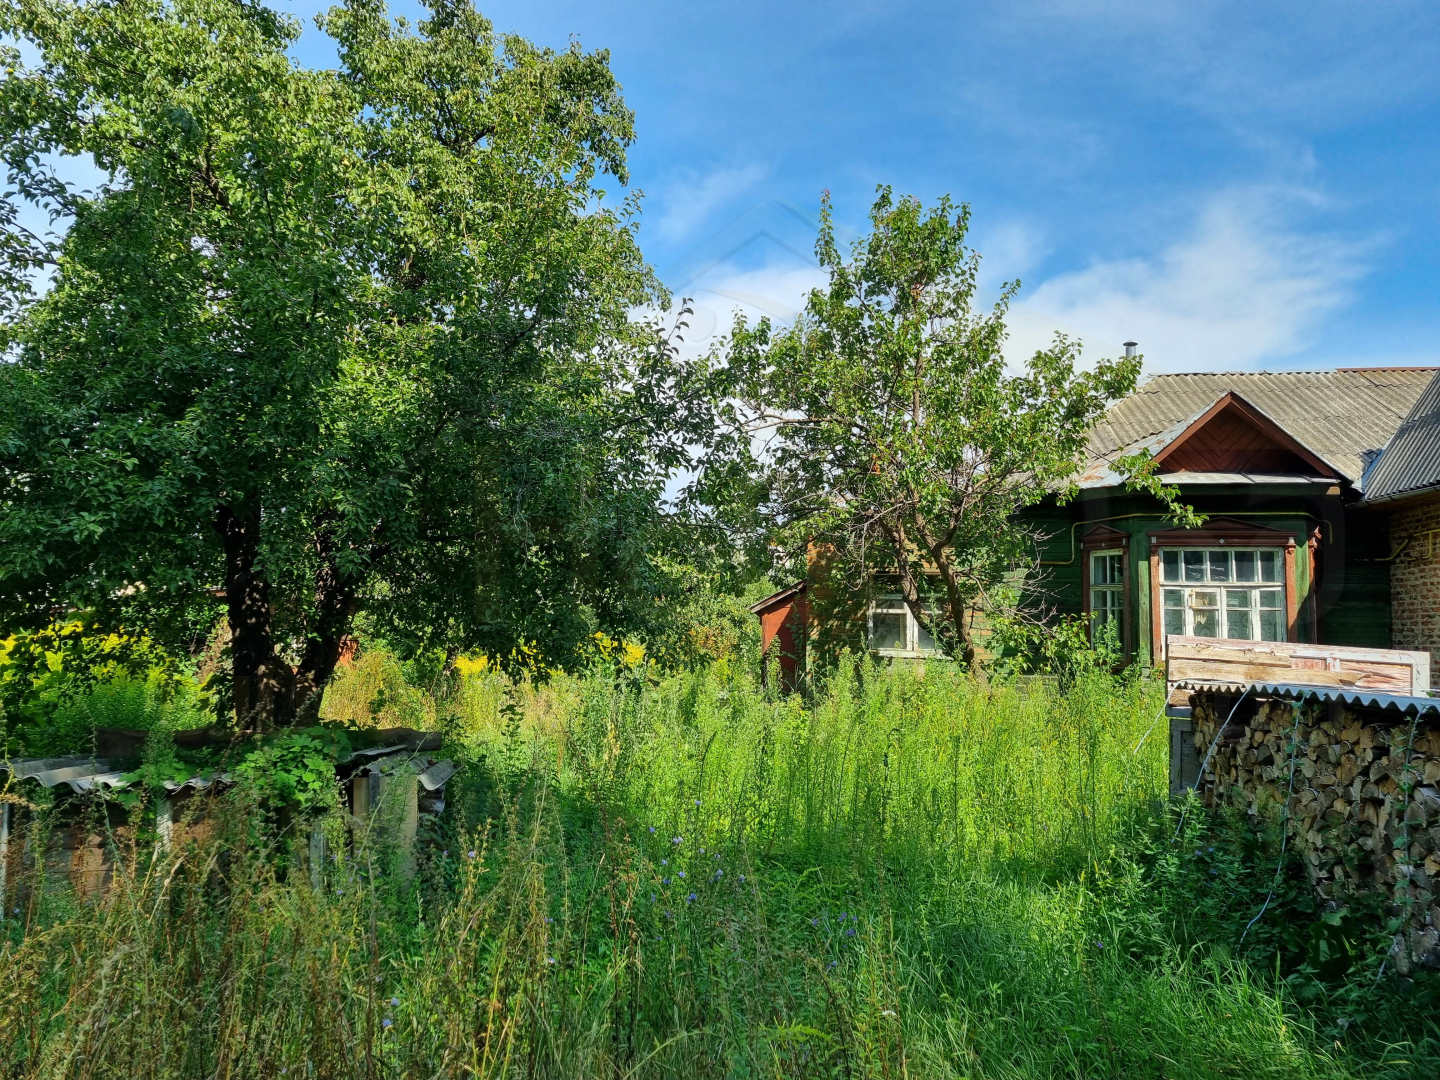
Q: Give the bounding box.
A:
[292,525,361,724]
[217,504,294,730]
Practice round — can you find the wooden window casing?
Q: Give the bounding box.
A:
[1148,521,1299,662]
[1081,527,1131,659]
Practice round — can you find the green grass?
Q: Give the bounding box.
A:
[0,658,1430,1077]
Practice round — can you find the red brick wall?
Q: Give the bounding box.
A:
[1389,495,1440,661]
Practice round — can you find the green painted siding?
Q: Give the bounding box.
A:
[1020,486,1389,666]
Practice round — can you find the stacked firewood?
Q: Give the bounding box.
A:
[1191,693,1440,971]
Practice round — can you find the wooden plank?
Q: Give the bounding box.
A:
[1165,634,1428,695]
[1167,642,1294,667]
[1166,658,1402,690]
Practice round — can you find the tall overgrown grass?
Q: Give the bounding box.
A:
[1,658,1421,1077]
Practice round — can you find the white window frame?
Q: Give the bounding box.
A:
[1159,546,1286,642]
[868,596,942,658]
[1089,549,1124,639]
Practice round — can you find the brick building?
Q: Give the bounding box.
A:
[1360,369,1440,663]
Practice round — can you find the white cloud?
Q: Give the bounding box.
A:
[691,262,829,336]
[1004,188,1371,371]
[652,165,767,244]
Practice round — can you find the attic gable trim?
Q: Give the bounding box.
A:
[1151,392,1342,480]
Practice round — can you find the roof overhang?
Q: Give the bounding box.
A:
[749,581,805,615]
[1079,390,1347,490]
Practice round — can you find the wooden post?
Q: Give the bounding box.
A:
[351,773,372,821]
[0,802,9,920]
[155,797,174,852]
[309,822,326,890]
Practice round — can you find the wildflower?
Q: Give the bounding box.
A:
[694,799,700,807]
[829,960,838,968]
[649,826,656,834]
[390,997,399,1007]
[441,850,448,857]
[468,850,477,859]
[663,909,673,919]
[545,957,556,965]
[1210,868,1218,875]
[382,1018,393,1029]
[811,918,819,927]
[846,928,856,937]
[687,892,697,903]
[839,912,847,920]
[336,889,343,896]
[650,894,657,902]
[545,916,553,923]
[1094,941,1104,950]
[663,878,671,885]
[738,875,745,883]
[714,854,721,861]
[672,836,682,845]
[881,1009,897,1018]
[678,871,686,879]
[661,859,668,866]
[699,847,705,854]
[714,870,723,880]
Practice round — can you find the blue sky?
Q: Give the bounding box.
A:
[68,2,1440,372]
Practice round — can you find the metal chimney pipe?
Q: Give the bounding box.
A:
[1123,341,1138,358]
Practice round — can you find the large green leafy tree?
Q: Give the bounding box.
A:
[708,190,1144,667]
[0,0,703,728]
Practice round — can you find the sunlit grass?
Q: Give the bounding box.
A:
[0,658,1384,1078]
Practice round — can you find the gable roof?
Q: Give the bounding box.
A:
[1084,369,1437,487]
[1358,368,1440,505]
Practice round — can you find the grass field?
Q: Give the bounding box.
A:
[1,657,1434,1078]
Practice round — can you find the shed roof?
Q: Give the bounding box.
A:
[1086,369,1437,486]
[1358,368,1440,505]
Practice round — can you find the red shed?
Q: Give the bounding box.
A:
[750,581,807,692]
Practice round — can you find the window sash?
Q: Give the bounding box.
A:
[868,596,942,656]
[1160,547,1282,585]
[1088,549,1125,640]
[1161,585,1285,642]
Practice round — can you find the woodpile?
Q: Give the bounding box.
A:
[1190,691,1440,972]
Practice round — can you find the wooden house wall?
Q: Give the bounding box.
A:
[1022,485,1378,667]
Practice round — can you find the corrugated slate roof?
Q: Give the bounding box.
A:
[1358,368,1440,503]
[1087,369,1437,485]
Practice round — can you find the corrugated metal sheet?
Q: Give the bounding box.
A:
[1087,369,1437,484]
[1175,679,1440,717]
[1358,368,1440,503]
[1,755,233,794]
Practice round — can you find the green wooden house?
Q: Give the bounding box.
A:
[1025,368,1437,667]
[752,367,1439,679]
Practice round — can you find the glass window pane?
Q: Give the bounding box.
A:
[1192,590,1219,608]
[1183,550,1206,582]
[1162,549,1181,583]
[1164,607,1186,636]
[1234,550,1256,582]
[1163,588,1185,608]
[1208,550,1231,581]
[871,611,907,651]
[1107,553,1123,584]
[1258,550,1281,582]
[1258,589,1282,610]
[1193,607,1220,637]
[1091,552,1123,586]
[1226,609,1253,639]
[915,618,939,654]
[1225,589,1250,608]
[1259,610,1284,641]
